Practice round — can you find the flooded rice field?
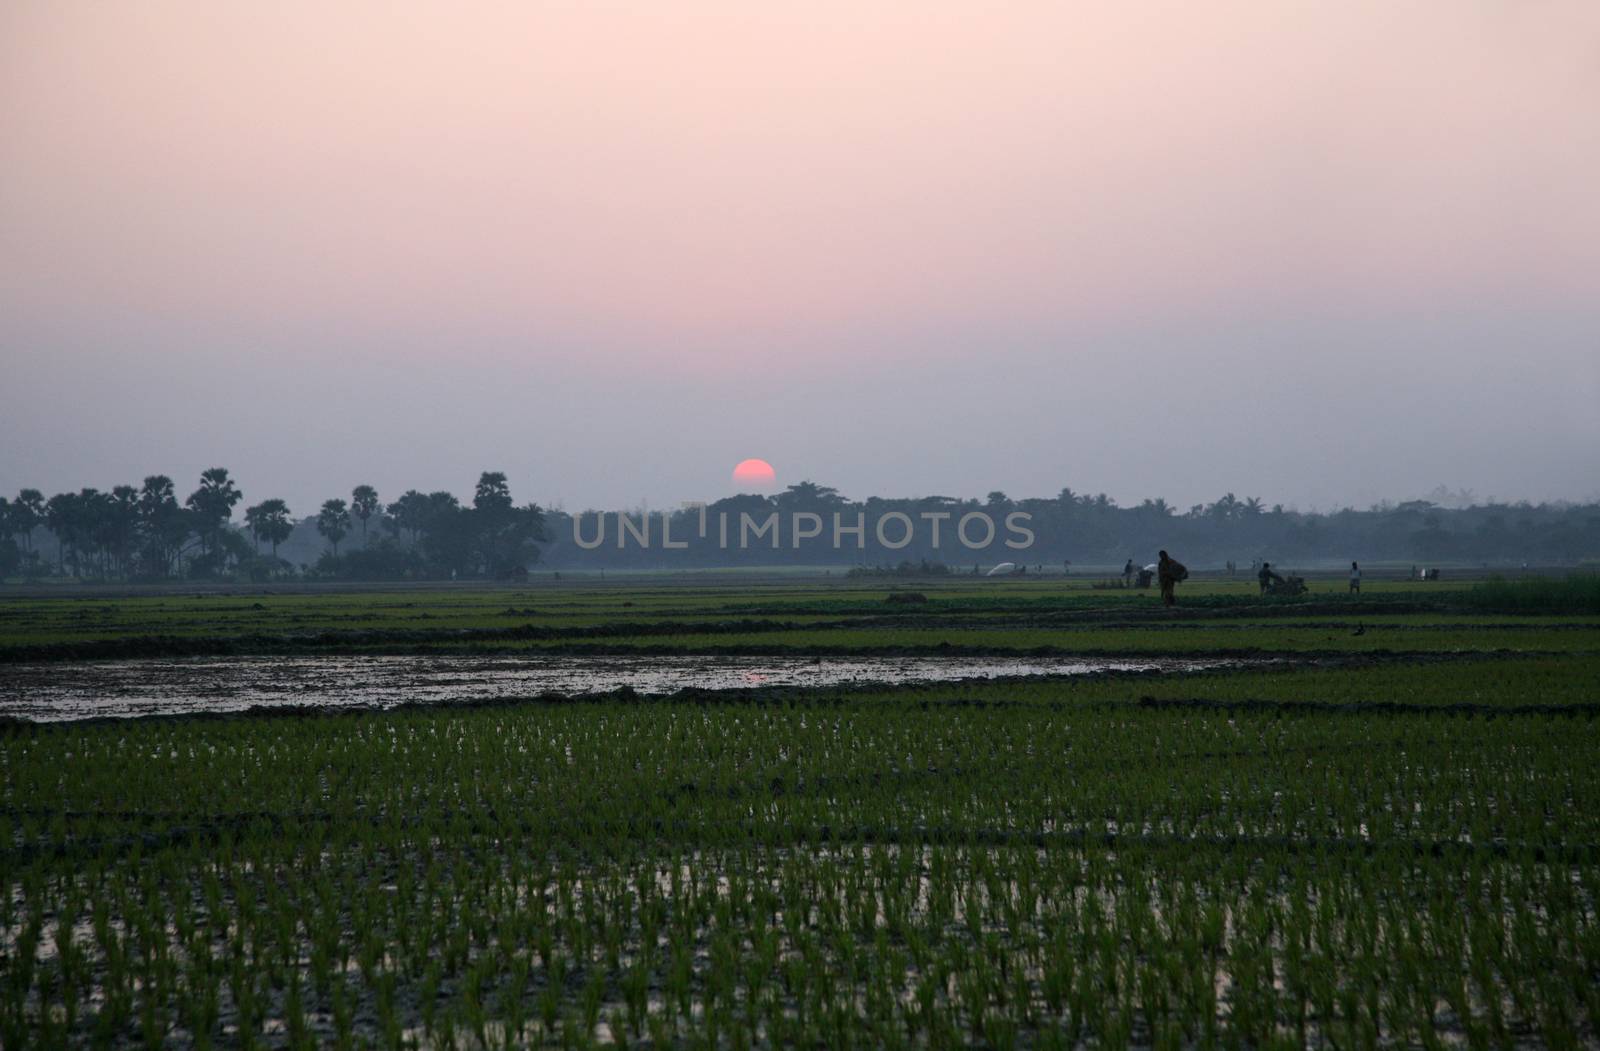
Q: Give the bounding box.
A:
[0,654,1249,721]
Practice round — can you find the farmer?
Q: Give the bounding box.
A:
[1258,561,1283,594]
[1157,550,1186,608]
[1122,558,1135,586]
[1349,561,1361,594]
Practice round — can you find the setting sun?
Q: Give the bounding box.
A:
[731,458,777,491]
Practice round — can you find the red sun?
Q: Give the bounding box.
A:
[732,458,777,490]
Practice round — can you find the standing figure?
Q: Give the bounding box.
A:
[1157,549,1187,608]
[1349,561,1361,594]
[1122,558,1135,586]
[1258,561,1283,594]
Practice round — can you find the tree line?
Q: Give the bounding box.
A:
[2,473,1595,582]
[0,470,545,582]
[539,483,1598,570]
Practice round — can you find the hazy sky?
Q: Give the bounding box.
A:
[3,2,1597,515]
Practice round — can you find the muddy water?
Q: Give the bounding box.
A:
[0,655,1248,722]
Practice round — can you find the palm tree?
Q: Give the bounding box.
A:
[185,468,243,561]
[317,499,351,556]
[246,499,294,558]
[138,476,187,577]
[473,473,513,516]
[244,503,270,554]
[1208,493,1240,522]
[260,500,293,558]
[351,485,379,545]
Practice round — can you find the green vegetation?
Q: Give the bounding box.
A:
[1,579,1596,1046]
[1,577,1594,660]
[1463,573,1600,614]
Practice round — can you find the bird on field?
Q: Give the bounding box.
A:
[1351,623,1365,637]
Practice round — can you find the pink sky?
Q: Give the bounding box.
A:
[2,2,1597,511]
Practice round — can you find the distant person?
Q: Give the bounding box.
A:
[1349,561,1361,594]
[1157,550,1187,608]
[1258,561,1283,594]
[1122,558,1135,586]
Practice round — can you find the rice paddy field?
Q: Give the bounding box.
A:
[2,573,1598,1048]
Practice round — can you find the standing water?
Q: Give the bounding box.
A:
[0,654,1254,722]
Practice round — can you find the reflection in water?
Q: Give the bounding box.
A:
[0,654,1253,722]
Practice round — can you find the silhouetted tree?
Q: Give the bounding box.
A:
[186,468,242,565]
[137,476,189,577]
[460,472,541,577]
[12,490,44,554]
[16,466,1598,578]
[776,481,847,513]
[385,490,430,544]
[260,500,293,558]
[422,491,462,534]
[243,503,268,554]
[105,486,140,575]
[418,492,469,576]
[1208,493,1241,522]
[44,491,82,574]
[351,484,379,545]
[317,499,351,556]
[473,472,513,517]
[245,499,294,558]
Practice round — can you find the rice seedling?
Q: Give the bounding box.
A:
[2,580,1595,1046]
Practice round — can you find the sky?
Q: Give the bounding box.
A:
[3,1,1598,516]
